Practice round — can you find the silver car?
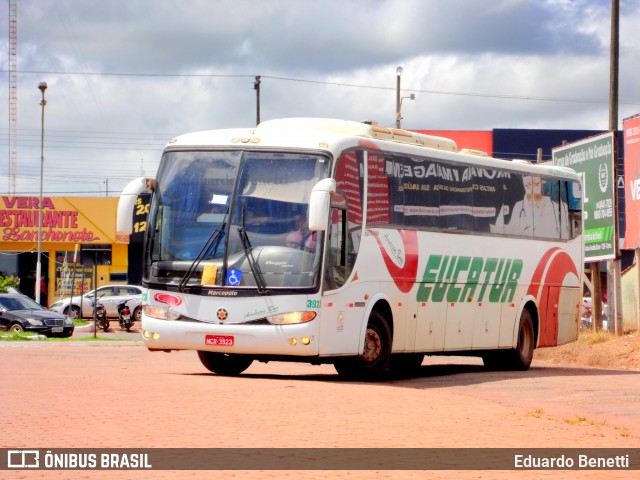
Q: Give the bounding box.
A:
[49,285,144,321]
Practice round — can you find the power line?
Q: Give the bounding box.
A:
[6,69,640,106]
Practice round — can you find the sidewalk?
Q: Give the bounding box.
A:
[73,320,144,342]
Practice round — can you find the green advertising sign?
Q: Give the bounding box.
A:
[552,132,616,261]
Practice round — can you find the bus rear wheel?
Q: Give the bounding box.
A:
[197,351,254,376]
[483,308,535,371]
[334,311,392,381]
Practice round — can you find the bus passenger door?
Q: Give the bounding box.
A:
[319,203,364,355]
[323,203,354,292]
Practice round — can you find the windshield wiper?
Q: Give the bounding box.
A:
[179,215,227,292]
[237,207,268,295]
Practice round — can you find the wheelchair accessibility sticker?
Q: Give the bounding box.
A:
[226,269,242,286]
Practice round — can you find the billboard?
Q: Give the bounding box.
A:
[0,196,118,244]
[553,132,616,262]
[623,115,640,249]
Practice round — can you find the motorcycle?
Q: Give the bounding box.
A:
[117,298,134,332]
[91,300,110,332]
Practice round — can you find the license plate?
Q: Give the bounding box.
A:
[51,326,63,333]
[122,314,131,320]
[205,335,234,347]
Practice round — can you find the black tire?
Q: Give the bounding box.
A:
[334,310,392,381]
[133,307,142,323]
[511,309,535,370]
[481,351,502,370]
[66,305,81,319]
[388,353,424,373]
[197,351,254,376]
[483,308,535,371]
[100,319,110,332]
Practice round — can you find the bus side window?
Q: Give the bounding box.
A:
[324,206,350,290]
[558,180,571,239]
[326,150,364,291]
[566,180,582,239]
[532,178,561,239]
[366,152,392,226]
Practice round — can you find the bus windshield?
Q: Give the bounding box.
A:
[144,150,330,291]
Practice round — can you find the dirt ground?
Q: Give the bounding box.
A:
[2,328,639,480]
[534,329,640,370]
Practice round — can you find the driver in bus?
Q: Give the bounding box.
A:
[286,215,316,251]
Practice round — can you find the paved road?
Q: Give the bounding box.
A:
[1,337,638,480]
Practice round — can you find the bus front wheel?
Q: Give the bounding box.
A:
[334,311,392,381]
[197,351,254,376]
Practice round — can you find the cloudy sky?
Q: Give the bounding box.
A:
[1,0,639,197]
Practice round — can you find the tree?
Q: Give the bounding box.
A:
[0,275,20,293]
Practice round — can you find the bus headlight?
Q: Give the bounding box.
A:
[144,304,180,321]
[267,311,316,325]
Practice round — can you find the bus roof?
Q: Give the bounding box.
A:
[165,118,458,152]
[164,118,580,181]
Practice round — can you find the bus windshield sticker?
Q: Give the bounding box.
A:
[226,269,242,286]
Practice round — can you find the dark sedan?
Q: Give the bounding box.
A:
[0,294,74,338]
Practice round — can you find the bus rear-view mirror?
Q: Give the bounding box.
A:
[308,178,336,231]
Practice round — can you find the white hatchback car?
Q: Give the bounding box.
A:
[49,285,144,321]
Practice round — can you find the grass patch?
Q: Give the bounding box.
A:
[526,408,545,418]
[44,336,129,342]
[0,332,134,342]
[564,415,589,425]
[576,331,614,346]
[0,332,44,342]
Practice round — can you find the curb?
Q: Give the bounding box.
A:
[0,340,144,348]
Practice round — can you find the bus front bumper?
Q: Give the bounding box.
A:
[141,317,320,356]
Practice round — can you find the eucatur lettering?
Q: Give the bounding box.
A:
[416,255,523,303]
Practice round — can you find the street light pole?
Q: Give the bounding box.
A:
[36,81,47,305]
[395,66,402,129]
[254,76,261,126]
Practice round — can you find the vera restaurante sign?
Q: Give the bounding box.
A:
[0,196,111,243]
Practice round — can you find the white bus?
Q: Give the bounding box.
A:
[135,118,583,380]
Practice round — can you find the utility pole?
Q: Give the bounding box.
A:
[608,0,623,335]
[395,67,402,129]
[9,0,17,194]
[254,76,261,126]
[36,82,47,305]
